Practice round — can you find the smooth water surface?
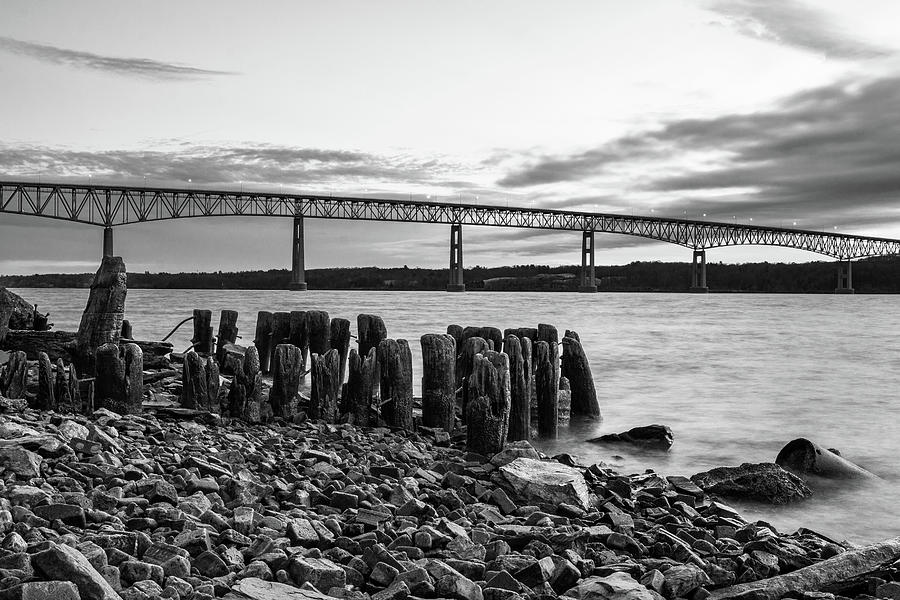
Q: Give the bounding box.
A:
[12,288,900,543]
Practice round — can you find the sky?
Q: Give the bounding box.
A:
[2,0,900,274]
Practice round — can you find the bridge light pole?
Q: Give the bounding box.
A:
[579,230,597,293]
[447,223,465,292]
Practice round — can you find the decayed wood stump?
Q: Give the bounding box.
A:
[346,348,376,426]
[537,322,560,388]
[182,351,208,410]
[561,333,601,419]
[535,340,557,439]
[205,356,220,413]
[288,310,309,378]
[121,319,133,340]
[192,309,214,354]
[329,318,351,385]
[505,335,530,441]
[466,350,511,456]
[123,343,143,415]
[421,333,456,431]
[67,362,82,413]
[254,311,274,374]
[462,326,503,352]
[95,343,125,413]
[215,310,239,365]
[270,343,303,419]
[0,351,26,399]
[558,376,571,425]
[36,352,55,411]
[227,346,263,422]
[272,312,292,348]
[446,324,463,354]
[0,306,10,344]
[459,336,490,421]
[307,310,330,357]
[357,314,387,359]
[377,339,414,430]
[74,257,127,375]
[504,327,539,345]
[310,349,341,422]
[54,358,71,411]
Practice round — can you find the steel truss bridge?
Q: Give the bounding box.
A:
[2,180,898,292]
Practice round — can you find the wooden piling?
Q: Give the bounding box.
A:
[307,310,330,356]
[121,319,133,340]
[534,340,557,439]
[36,352,55,411]
[215,310,239,365]
[505,335,530,441]
[191,309,213,354]
[288,310,309,374]
[357,314,387,358]
[272,311,292,347]
[67,362,82,414]
[123,343,143,414]
[181,350,208,411]
[446,324,463,353]
[74,257,126,375]
[310,349,341,422]
[1,351,26,399]
[254,311,274,374]
[346,348,376,426]
[231,345,263,423]
[558,376,571,425]
[462,326,503,352]
[377,339,414,430]
[466,350,511,456]
[459,336,490,420]
[561,333,601,419]
[205,356,220,413]
[0,307,10,345]
[54,358,71,411]
[271,343,303,419]
[421,333,456,431]
[95,343,125,413]
[329,318,351,385]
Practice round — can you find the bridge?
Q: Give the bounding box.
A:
[3,179,900,293]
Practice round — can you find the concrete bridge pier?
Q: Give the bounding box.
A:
[447,223,465,292]
[102,226,114,258]
[289,216,308,291]
[579,230,597,293]
[835,258,854,294]
[690,249,708,293]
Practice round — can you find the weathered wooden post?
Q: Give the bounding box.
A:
[537,323,560,388]
[215,310,239,365]
[558,376,571,425]
[329,318,351,385]
[357,314,387,358]
[254,311,274,374]
[75,257,127,375]
[181,350,208,410]
[462,326,503,352]
[1,351,27,400]
[229,345,263,422]
[561,333,601,419]
[505,335,530,441]
[377,339,414,430]
[534,341,557,439]
[271,343,303,419]
[192,309,214,354]
[421,333,456,431]
[205,356,220,412]
[67,362,81,413]
[123,343,143,414]
[121,319,133,340]
[310,349,341,422]
[466,351,511,456]
[307,310,330,356]
[346,348,376,426]
[36,352,55,411]
[459,336,490,420]
[446,324,463,352]
[0,307,10,345]
[54,358,71,411]
[289,310,309,376]
[272,312,292,348]
[95,343,125,413]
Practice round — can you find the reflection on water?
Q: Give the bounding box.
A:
[11,288,900,543]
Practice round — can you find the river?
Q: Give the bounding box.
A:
[9,288,900,544]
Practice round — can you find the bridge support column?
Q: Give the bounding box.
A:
[835,259,854,294]
[289,216,308,291]
[102,226,114,258]
[447,223,465,292]
[579,230,597,293]
[690,249,708,293]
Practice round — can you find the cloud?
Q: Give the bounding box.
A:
[497,75,900,232]
[0,36,235,80]
[706,0,893,59]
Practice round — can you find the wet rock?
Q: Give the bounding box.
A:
[776,438,877,480]
[662,563,711,599]
[588,424,674,450]
[690,463,812,504]
[32,542,123,600]
[563,571,664,600]
[498,457,591,510]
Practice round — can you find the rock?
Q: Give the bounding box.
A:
[690,463,812,504]
[425,559,483,600]
[32,542,123,600]
[32,504,87,528]
[0,581,81,600]
[231,577,338,599]
[0,447,42,478]
[490,441,541,467]
[775,438,877,479]
[498,457,591,510]
[587,425,674,450]
[662,563,711,599]
[0,288,38,330]
[563,572,664,600]
[288,556,346,591]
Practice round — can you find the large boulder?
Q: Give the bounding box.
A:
[776,438,877,480]
[32,542,123,600]
[564,571,664,600]
[0,288,35,330]
[588,424,674,450]
[498,457,591,510]
[690,463,811,505]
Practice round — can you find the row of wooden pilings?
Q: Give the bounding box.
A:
[183,308,601,456]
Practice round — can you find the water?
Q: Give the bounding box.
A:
[9,288,900,544]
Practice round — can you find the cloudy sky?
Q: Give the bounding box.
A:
[2,0,900,274]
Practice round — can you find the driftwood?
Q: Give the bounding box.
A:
[36,352,55,411]
[1,351,27,399]
[462,326,503,352]
[215,310,239,365]
[74,256,127,375]
[377,339,414,430]
[254,311,274,374]
[192,309,214,354]
[459,336,490,421]
[561,333,600,419]
[421,333,456,431]
[535,340,557,439]
[310,349,341,422]
[505,335,530,441]
[346,348,376,426]
[357,314,387,359]
[270,344,303,419]
[329,318,351,385]
[307,310,330,356]
[0,329,171,369]
[707,536,900,600]
[465,350,511,456]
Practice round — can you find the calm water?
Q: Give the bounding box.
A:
[11,288,900,544]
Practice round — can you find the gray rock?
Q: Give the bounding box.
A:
[588,424,674,450]
[690,463,812,504]
[0,581,81,600]
[0,447,42,478]
[231,577,339,599]
[32,542,123,600]
[662,563,711,599]
[563,572,664,600]
[498,457,591,510]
